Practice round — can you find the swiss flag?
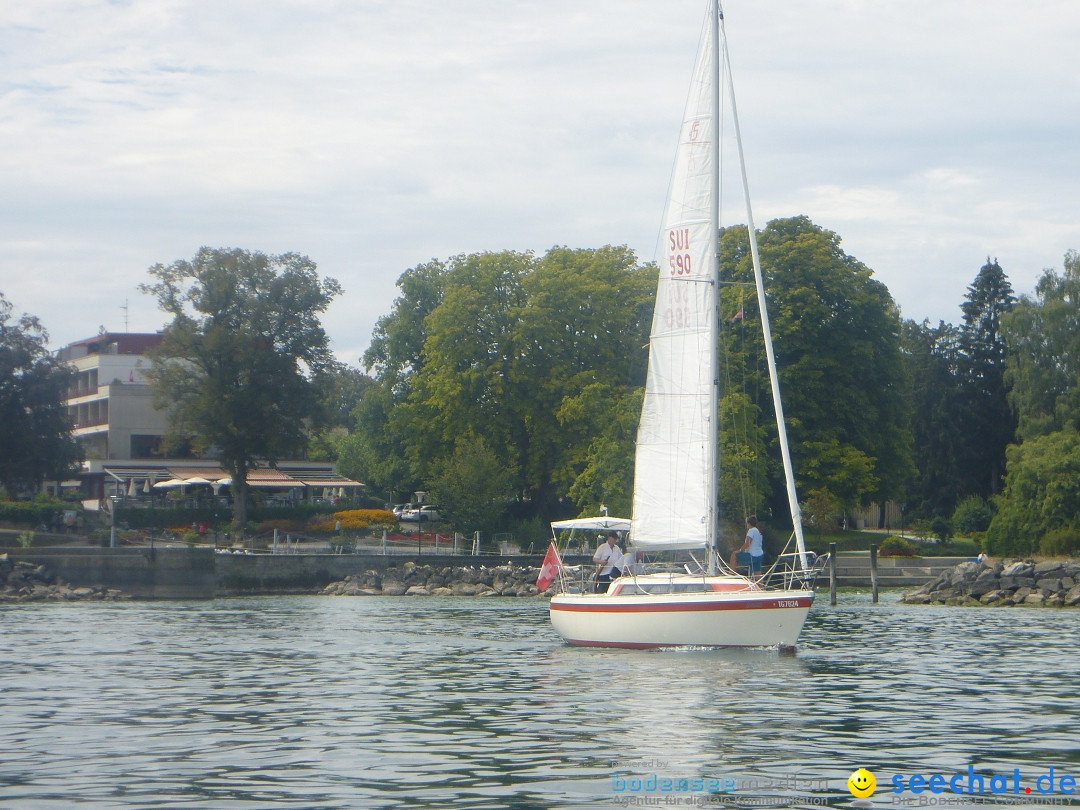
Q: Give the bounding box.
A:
[536,542,562,591]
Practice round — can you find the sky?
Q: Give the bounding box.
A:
[3,0,1079,367]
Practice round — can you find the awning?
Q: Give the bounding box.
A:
[99,462,359,490]
[550,516,632,532]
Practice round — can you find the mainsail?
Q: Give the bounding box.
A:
[630,5,720,551]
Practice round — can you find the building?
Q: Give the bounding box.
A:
[59,332,168,460]
[56,332,361,508]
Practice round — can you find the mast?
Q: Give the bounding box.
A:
[718,10,810,569]
[706,0,721,575]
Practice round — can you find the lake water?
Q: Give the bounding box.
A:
[1,591,1078,809]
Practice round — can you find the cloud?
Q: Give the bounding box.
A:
[1,0,1078,359]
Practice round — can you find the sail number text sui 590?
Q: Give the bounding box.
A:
[668,228,693,276]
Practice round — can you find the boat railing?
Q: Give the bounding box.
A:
[556,561,703,594]
[765,552,829,591]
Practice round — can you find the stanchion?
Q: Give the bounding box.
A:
[829,542,837,606]
[870,542,879,604]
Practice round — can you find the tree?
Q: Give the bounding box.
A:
[428,433,515,535]
[140,248,342,533]
[0,294,83,493]
[985,428,1080,556]
[718,217,914,522]
[556,384,642,517]
[354,246,654,523]
[335,377,420,503]
[956,258,1016,495]
[901,318,967,518]
[307,366,374,463]
[1003,250,1080,440]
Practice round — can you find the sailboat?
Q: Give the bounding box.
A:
[547,0,821,649]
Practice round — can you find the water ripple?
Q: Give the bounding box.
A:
[0,592,1077,807]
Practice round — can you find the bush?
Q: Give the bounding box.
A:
[879,535,916,557]
[0,500,80,527]
[929,516,953,543]
[1039,528,1080,557]
[306,509,397,534]
[952,496,994,534]
[115,506,230,530]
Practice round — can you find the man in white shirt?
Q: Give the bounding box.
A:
[730,516,765,578]
[592,532,624,592]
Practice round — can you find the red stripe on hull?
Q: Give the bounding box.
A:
[550,598,812,614]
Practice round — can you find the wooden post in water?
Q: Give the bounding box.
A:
[829,542,837,606]
[870,542,879,604]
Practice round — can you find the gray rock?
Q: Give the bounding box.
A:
[969,569,1000,597]
[1034,560,1065,577]
[947,562,982,586]
[404,585,430,596]
[1011,587,1034,604]
[903,593,932,604]
[1035,578,1062,593]
[1001,561,1034,578]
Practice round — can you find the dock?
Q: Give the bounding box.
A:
[830,554,971,588]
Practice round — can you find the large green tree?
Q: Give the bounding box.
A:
[900,318,967,518]
[1003,250,1080,440]
[355,246,654,527]
[140,248,342,533]
[718,217,914,524]
[428,433,516,535]
[306,365,375,463]
[0,294,82,493]
[556,383,642,517]
[957,258,1016,495]
[985,428,1080,556]
[987,250,1080,555]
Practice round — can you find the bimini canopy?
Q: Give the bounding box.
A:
[550,516,632,533]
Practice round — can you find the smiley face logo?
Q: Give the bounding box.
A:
[848,768,876,798]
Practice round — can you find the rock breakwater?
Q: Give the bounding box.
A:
[902,559,1080,606]
[0,553,130,603]
[320,561,544,597]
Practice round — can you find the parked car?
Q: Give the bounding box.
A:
[400,505,441,522]
[391,503,411,519]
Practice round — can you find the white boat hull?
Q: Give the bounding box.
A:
[549,576,813,649]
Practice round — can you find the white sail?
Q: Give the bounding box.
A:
[630,6,718,551]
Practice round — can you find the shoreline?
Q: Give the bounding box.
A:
[902,558,1080,606]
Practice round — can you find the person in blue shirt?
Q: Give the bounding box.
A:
[730,516,765,578]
